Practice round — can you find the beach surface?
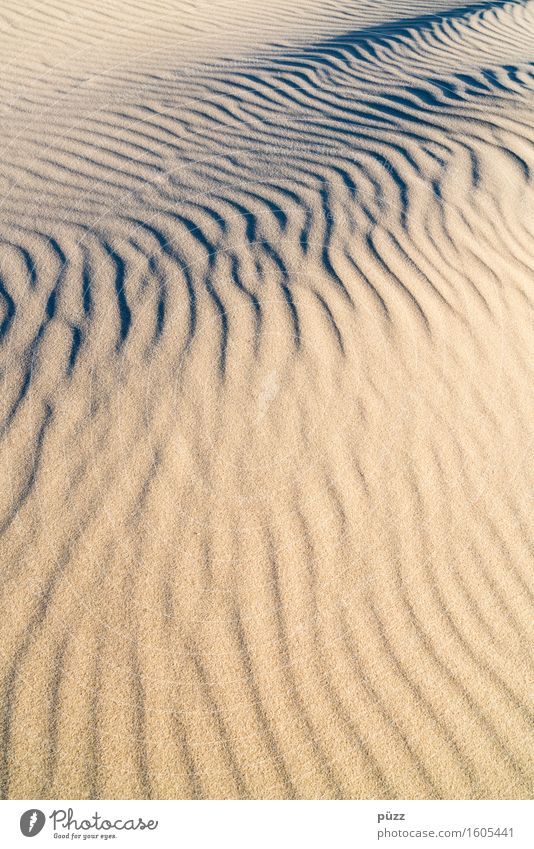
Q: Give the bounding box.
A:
[0,0,533,799]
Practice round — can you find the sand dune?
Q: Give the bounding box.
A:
[0,0,533,799]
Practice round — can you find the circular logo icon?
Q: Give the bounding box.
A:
[20,810,46,837]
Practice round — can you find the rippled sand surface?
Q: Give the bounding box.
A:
[0,0,533,799]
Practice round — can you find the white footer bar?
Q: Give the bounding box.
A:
[1,799,532,848]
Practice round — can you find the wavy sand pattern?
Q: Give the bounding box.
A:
[0,0,533,799]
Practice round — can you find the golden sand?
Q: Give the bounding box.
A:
[0,0,533,799]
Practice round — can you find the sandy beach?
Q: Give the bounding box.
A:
[0,0,533,799]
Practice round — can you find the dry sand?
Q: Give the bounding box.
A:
[0,0,533,799]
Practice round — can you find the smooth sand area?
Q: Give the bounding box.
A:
[0,0,533,799]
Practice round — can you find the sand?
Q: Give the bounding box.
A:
[0,0,533,800]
